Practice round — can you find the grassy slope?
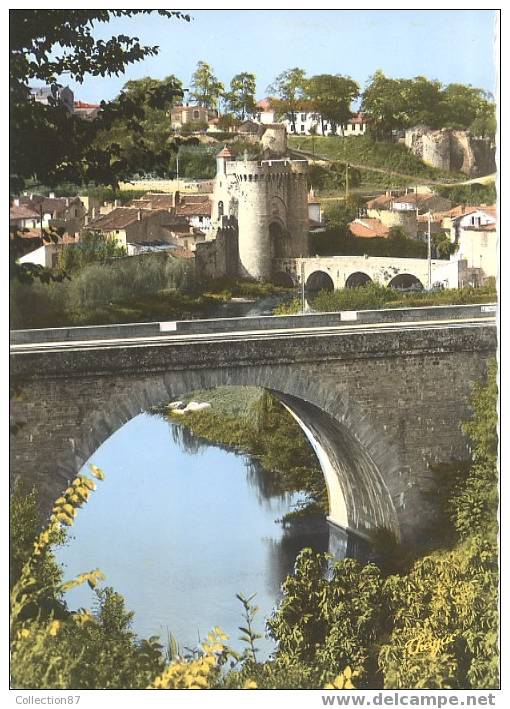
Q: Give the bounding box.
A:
[289,135,463,184]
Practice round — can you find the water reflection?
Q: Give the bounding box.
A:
[55,412,327,659]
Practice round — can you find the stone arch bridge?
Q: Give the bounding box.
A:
[273,255,464,291]
[10,308,496,555]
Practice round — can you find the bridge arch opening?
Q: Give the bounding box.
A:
[305,270,334,292]
[345,272,373,288]
[30,371,400,554]
[388,274,424,291]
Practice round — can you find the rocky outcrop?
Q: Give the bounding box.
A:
[405,126,496,177]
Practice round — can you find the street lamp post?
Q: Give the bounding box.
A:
[300,261,306,314]
[427,211,432,290]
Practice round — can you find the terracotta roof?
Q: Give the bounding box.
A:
[217,146,234,158]
[348,218,390,238]
[255,97,274,111]
[433,204,497,221]
[74,101,100,109]
[348,112,368,125]
[129,193,176,210]
[19,194,82,214]
[87,207,171,231]
[181,194,210,204]
[10,204,40,221]
[367,192,451,211]
[176,201,211,217]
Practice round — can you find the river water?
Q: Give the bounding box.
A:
[55,411,328,658]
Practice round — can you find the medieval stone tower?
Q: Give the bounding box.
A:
[211,145,309,281]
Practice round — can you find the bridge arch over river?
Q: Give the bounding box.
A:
[10,307,496,552]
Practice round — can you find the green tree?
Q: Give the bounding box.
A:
[189,60,224,111]
[400,76,443,128]
[56,231,127,273]
[387,225,409,241]
[439,83,495,131]
[10,10,189,193]
[224,72,257,120]
[304,74,359,135]
[361,70,408,138]
[267,67,306,133]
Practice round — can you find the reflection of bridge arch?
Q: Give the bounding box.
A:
[306,270,334,291]
[388,274,424,290]
[345,272,373,288]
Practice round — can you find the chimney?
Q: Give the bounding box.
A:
[13,198,20,207]
[137,209,142,221]
[49,192,55,199]
[65,198,69,207]
[114,199,120,207]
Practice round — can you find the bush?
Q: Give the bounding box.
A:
[11,253,197,327]
[309,228,427,258]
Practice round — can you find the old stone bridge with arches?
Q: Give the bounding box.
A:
[273,255,464,291]
[10,308,496,555]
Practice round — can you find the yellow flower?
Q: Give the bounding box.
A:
[89,464,105,480]
[18,628,30,639]
[243,680,258,689]
[48,620,61,636]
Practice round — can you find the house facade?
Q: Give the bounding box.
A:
[170,104,216,130]
[253,98,368,137]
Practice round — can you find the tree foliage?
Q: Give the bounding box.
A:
[10,10,189,192]
[56,231,126,273]
[224,72,257,120]
[189,60,224,111]
[304,74,359,134]
[361,70,496,139]
[267,67,306,132]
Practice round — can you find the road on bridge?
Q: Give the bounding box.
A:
[10,304,497,355]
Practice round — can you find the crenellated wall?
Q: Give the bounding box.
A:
[209,156,309,280]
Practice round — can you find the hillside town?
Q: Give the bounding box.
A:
[11,73,497,292]
[9,9,499,698]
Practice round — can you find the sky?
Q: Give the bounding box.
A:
[59,9,498,105]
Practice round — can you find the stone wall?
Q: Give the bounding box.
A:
[10,323,496,547]
[405,126,496,177]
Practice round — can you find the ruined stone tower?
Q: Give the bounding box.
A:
[210,146,309,281]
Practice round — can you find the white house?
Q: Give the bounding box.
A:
[10,201,40,230]
[253,98,368,137]
[18,243,62,268]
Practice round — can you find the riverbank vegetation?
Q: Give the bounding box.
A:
[10,362,498,688]
[274,282,497,315]
[10,241,292,329]
[151,387,328,521]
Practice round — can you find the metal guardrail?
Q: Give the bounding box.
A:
[10,303,497,346]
